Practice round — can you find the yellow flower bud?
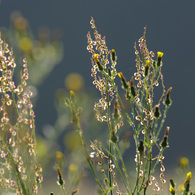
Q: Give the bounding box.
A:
[117,72,123,78]
[157,51,164,58]
[157,51,164,67]
[169,186,175,193]
[186,172,192,182]
[146,60,150,67]
[111,49,116,61]
[145,60,150,76]
[94,54,103,71]
[70,90,75,97]
[94,54,99,63]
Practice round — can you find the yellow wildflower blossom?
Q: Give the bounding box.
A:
[157,51,164,58]
[146,60,150,67]
[186,172,192,182]
[169,186,175,193]
[179,157,189,168]
[117,72,123,78]
[94,54,100,63]
[65,73,84,91]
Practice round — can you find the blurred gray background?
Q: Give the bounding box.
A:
[0,0,194,169]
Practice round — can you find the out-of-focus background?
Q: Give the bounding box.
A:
[0,0,195,194]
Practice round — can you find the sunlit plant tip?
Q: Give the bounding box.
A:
[111,49,116,61]
[145,60,150,77]
[169,186,175,193]
[186,172,192,183]
[70,90,75,97]
[118,72,128,89]
[157,51,164,66]
[94,53,103,71]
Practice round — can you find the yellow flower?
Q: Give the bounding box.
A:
[56,151,63,161]
[178,184,184,192]
[69,164,78,173]
[179,157,189,168]
[146,60,150,67]
[94,54,100,63]
[19,37,33,52]
[169,186,175,193]
[186,172,192,182]
[70,90,75,97]
[117,72,123,78]
[157,51,164,58]
[65,73,84,91]
[111,49,116,61]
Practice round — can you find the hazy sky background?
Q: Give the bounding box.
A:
[0,0,195,168]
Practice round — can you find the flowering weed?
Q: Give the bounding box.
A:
[66,17,173,195]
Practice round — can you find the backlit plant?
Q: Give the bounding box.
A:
[0,35,42,194]
[0,16,194,195]
[66,17,173,195]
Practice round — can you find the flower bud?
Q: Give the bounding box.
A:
[161,126,170,149]
[118,72,128,89]
[164,87,172,106]
[57,167,64,186]
[138,140,144,157]
[169,187,175,195]
[185,172,192,183]
[154,105,161,118]
[130,76,136,97]
[145,60,150,77]
[70,90,75,98]
[94,54,103,71]
[111,49,116,61]
[70,90,75,104]
[184,172,192,193]
[157,51,164,67]
[111,131,118,143]
[170,179,175,188]
[114,99,119,120]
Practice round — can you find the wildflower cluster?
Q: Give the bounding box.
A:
[63,17,195,195]
[81,18,173,194]
[87,17,123,131]
[0,35,42,194]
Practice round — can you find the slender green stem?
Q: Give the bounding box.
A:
[112,145,131,194]
[143,146,152,194]
[69,99,106,194]
[108,142,113,195]
[106,76,113,195]
[155,106,169,140]
[115,144,132,193]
